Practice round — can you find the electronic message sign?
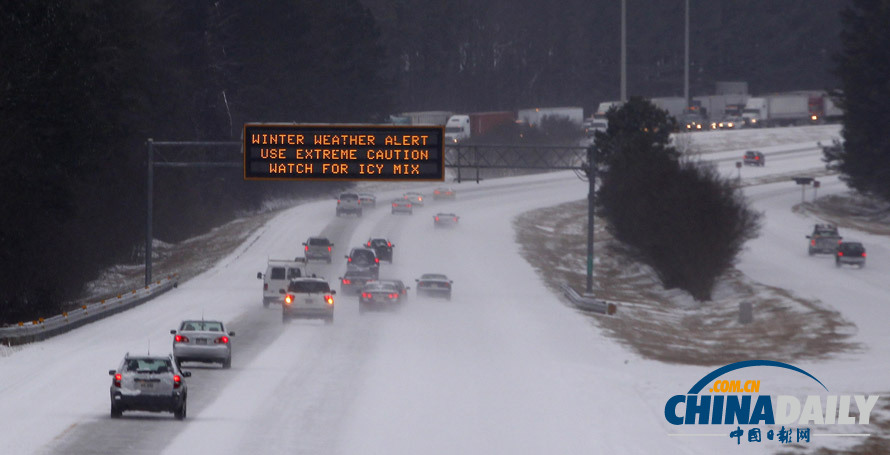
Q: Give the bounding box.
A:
[243,124,444,181]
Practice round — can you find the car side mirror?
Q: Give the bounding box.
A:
[805,235,811,239]
[302,242,307,246]
[331,290,337,295]
[170,329,177,335]
[449,280,454,284]
[257,272,263,279]
[228,331,235,336]
[182,371,192,378]
[344,255,349,259]
[108,370,117,376]
[406,286,411,290]
[415,279,420,282]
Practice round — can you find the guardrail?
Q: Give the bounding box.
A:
[560,283,618,316]
[0,275,179,346]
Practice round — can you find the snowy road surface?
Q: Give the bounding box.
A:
[4,125,886,454]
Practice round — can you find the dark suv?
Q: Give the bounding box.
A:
[743,150,765,166]
[836,241,866,268]
[346,247,380,278]
[366,238,394,263]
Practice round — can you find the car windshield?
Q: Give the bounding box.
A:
[371,239,387,246]
[421,274,448,281]
[126,358,173,374]
[351,250,375,262]
[288,281,331,293]
[181,321,224,332]
[308,238,330,246]
[842,243,864,253]
[340,194,358,200]
[364,283,397,292]
[270,267,286,280]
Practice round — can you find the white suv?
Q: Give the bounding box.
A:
[257,258,310,308]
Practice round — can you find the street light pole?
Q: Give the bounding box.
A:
[620,0,627,102]
[684,0,689,109]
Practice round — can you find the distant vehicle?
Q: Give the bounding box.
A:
[807,224,842,256]
[743,150,765,167]
[593,101,623,120]
[391,198,414,215]
[336,192,362,217]
[346,247,380,277]
[432,187,456,200]
[257,258,310,308]
[303,237,334,263]
[358,193,376,208]
[680,112,707,131]
[109,353,190,420]
[390,110,453,126]
[434,213,460,228]
[170,320,235,369]
[836,241,866,268]
[517,107,584,128]
[415,273,453,300]
[359,281,404,313]
[339,270,376,295]
[403,192,424,206]
[717,116,744,129]
[742,94,815,127]
[283,278,335,324]
[366,238,394,263]
[444,111,515,143]
[583,119,608,137]
[371,279,410,299]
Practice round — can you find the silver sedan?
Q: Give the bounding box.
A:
[170,320,235,369]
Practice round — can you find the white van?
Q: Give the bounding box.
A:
[257,258,310,307]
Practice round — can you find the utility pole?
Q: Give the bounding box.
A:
[586,145,596,294]
[684,0,690,109]
[620,0,627,102]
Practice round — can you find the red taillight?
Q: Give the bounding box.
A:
[174,334,189,343]
[387,242,391,247]
[374,258,379,264]
[389,293,398,299]
[367,241,371,247]
[435,216,440,221]
[392,203,398,207]
[810,239,816,246]
[361,292,371,299]
[434,190,440,194]
[755,156,760,160]
[304,245,309,251]
[407,203,412,208]
[285,294,294,304]
[861,252,867,257]
[418,197,422,201]
[328,246,332,252]
[264,283,268,291]
[337,199,341,205]
[347,257,352,262]
[114,373,122,388]
[453,217,458,222]
[837,251,844,257]
[325,295,334,305]
[215,336,229,344]
[173,375,182,389]
[342,279,351,285]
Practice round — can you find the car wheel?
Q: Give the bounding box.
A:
[176,359,183,370]
[174,400,187,420]
[860,263,865,269]
[110,403,122,418]
[263,300,269,308]
[325,316,334,325]
[835,259,841,268]
[326,257,332,264]
[222,357,232,369]
[282,314,290,324]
